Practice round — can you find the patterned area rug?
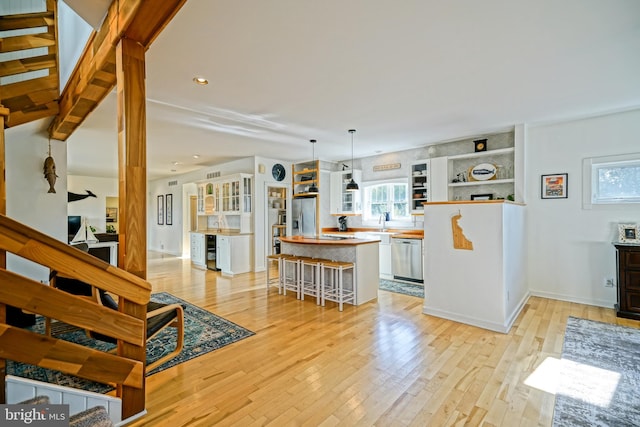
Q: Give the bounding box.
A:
[552,316,640,426]
[7,292,254,394]
[379,279,424,298]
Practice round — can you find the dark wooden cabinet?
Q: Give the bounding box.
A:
[614,243,640,320]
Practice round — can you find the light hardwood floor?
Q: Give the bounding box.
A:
[128,252,639,426]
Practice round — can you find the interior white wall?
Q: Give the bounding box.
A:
[5,119,67,283]
[525,108,640,307]
[503,203,528,323]
[423,202,526,332]
[67,175,118,234]
[147,157,254,256]
[254,157,293,271]
[58,1,93,89]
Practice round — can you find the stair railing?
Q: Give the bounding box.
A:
[0,214,150,419]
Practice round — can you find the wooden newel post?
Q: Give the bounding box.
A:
[116,37,148,420]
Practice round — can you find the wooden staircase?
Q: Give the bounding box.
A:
[0,0,60,128]
[0,214,152,420]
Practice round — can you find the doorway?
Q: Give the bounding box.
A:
[265,184,289,256]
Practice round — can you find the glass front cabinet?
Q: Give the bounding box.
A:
[330,169,362,215]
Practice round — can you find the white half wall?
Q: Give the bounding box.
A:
[525,108,640,308]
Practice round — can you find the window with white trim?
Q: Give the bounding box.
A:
[362,180,411,224]
[583,153,640,208]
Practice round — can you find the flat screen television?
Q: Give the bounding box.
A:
[68,215,82,238]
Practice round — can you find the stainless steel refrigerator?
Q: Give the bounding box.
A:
[291,197,317,237]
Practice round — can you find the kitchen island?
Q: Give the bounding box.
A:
[279,235,380,305]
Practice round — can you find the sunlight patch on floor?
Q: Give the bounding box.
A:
[525,356,620,408]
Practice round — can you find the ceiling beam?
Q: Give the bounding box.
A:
[48,0,187,141]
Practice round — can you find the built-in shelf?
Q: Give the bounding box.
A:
[448,178,515,187]
[448,147,514,160]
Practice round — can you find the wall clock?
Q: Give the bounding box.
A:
[474,139,487,152]
[272,163,286,181]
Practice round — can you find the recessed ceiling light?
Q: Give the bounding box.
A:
[193,77,208,85]
[193,154,200,159]
[172,161,181,166]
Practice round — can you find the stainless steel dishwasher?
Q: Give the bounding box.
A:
[391,237,423,283]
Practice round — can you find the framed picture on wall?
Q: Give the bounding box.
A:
[618,223,640,243]
[106,207,118,222]
[541,173,568,199]
[157,195,164,225]
[166,194,173,226]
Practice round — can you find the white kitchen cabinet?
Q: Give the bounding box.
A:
[379,238,393,279]
[355,232,393,279]
[196,184,205,215]
[409,160,432,214]
[330,169,362,215]
[217,235,230,273]
[408,157,450,214]
[196,173,253,233]
[217,234,252,276]
[190,232,206,268]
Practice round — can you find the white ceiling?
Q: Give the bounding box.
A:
[65,0,640,180]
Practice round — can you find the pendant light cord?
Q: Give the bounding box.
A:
[349,129,355,169]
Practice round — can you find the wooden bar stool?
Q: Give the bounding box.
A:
[266,253,286,293]
[299,257,324,304]
[281,255,302,299]
[320,260,356,311]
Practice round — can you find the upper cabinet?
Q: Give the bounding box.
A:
[409,159,448,214]
[409,160,430,214]
[197,173,253,216]
[330,169,362,215]
[203,182,219,215]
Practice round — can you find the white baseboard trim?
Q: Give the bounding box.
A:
[529,290,614,309]
[504,292,530,332]
[423,293,530,334]
[422,307,511,333]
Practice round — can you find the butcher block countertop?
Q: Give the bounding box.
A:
[321,227,424,240]
[280,235,380,246]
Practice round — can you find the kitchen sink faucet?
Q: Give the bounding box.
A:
[379,212,389,231]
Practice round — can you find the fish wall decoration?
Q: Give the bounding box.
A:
[43,139,57,193]
[68,190,97,202]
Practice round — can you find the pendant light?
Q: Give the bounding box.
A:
[308,139,319,194]
[345,129,359,191]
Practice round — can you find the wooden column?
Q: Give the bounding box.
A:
[117,37,147,278]
[0,103,9,403]
[116,37,147,419]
